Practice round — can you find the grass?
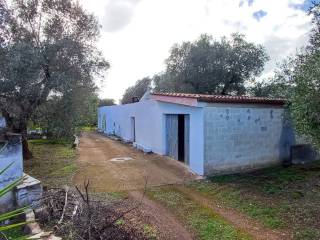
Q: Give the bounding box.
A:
[186,181,284,229]
[24,139,76,187]
[185,161,320,239]
[80,126,96,132]
[147,186,252,240]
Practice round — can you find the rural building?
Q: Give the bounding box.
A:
[98,92,295,176]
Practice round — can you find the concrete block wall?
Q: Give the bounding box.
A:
[203,104,295,175]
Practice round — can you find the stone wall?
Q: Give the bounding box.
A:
[203,104,295,175]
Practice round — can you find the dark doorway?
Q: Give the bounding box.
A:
[166,114,189,164]
[178,115,185,162]
[131,117,136,142]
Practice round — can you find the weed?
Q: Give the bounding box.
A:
[115,219,125,226]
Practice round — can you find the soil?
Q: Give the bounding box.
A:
[129,191,194,240]
[73,132,198,192]
[174,185,291,240]
[73,132,293,240]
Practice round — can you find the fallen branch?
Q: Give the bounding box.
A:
[58,186,69,224]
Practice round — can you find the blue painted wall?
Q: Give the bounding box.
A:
[98,99,204,175]
[0,117,5,128]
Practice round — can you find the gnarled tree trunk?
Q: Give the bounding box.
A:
[3,111,33,160]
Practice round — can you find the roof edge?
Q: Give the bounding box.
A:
[151,92,286,105]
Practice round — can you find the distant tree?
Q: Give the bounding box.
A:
[32,87,99,138]
[154,33,269,95]
[249,61,295,98]
[99,98,116,107]
[264,3,320,147]
[0,0,108,158]
[121,77,151,104]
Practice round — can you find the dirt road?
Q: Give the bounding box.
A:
[73,132,198,192]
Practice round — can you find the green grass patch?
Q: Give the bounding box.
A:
[80,126,96,132]
[25,139,76,187]
[148,186,252,240]
[29,138,72,146]
[188,181,284,229]
[186,161,320,237]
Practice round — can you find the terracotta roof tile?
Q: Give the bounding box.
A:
[151,92,285,105]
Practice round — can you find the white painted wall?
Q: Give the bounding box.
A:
[98,99,204,175]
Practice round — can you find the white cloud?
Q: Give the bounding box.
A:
[102,0,141,32]
[80,0,313,101]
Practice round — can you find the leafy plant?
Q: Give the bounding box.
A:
[0,163,33,239]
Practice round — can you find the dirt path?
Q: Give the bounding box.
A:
[174,185,291,240]
[129,191,194,240]
[73,132,198,192]
[74,132,291,240]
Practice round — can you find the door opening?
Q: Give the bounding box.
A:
[131,117,136,142]
[166,114,189,164]
[178,115,185,162]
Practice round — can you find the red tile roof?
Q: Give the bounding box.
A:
[151,92,286,105]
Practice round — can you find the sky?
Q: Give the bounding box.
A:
[79,0,315,102]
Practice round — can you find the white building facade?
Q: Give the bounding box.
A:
[98,92,295,176]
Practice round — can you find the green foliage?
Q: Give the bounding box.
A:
[254,3,320,147]
[121,77,151,104]
[32,89,100,139]
[0,164,32,239]
[98,98,116,107]
[3,227,25,239]
[0,0,108,140]
[290,49,320,147]
[154,33,269,95]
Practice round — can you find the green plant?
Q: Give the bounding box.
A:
[0,163,33,239]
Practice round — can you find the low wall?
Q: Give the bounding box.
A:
[0,133,23,212]
[0,133,42,212]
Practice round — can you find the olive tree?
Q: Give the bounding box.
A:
[0,0,109,158]
[121,77,151,104]
[154,33,269,95]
